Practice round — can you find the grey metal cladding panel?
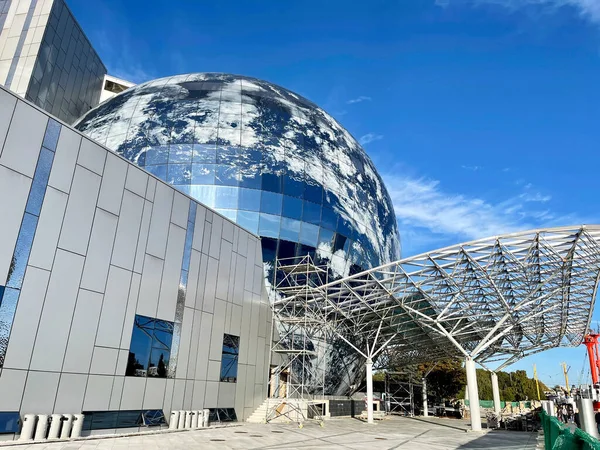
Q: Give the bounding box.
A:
[120,377,146,410]
[191,206,206,251]
[217,382,235,408]
[258,302,268,339]
[0,100,47,177]
[29,250,85,372]
[97,153,127,215]
[253,264,263,295]
[183,380,194,410]
[208,215,222,259]
[243,366,255,407]
[80,208,118,293]
[146,182,173,259]
[0,166,31,283]
[0,89,17,156]
[95,265,132,348]
[175,307,193,380]
[111,190,144,271]
[143,378,166,409]
[133,200,152,274]
[207,360,219,382]
[236,232,248,258]
[215,240,232,301]
[120,272,141,349]
[194,252,209,310]
[185,250,201,309]
[145,177,157,202]
[244,246,255,291]
[20,370,60,414]
[3,267,51,370]
[254,336,266,384]
[171,379,185,412]
[136,254,163,318]
[0,369,27,411]
[54,373,87,414]
[191,380,206,410]
[83,375,113,411]
[28,187,68,271]
[186,309,202,380]
[48,126,81,194]
[208,299,227,361]
[204,381,219,408]
[202,257,218,314]
[200,221,211,255]
[58,165,101,255]
[77,138,106,176]
[162,378,174,416]
[116,349,128,375]
[171,192,189,229]
[230,304,243,337]
[195,312,213,381]
[238,292,253,366]
[248,294,261,365]
[110,376,125,410]
[90,346,119,376]
[234,365,246,419]
[125,164,148,198]
[156,223,186,321]
[232,255,246,307]
[222,220,234,244]
[62,289,103,374]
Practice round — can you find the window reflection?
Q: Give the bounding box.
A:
[25,148,54,216]
[261,191,282,215]
[126,315,174,378]
[167,164,192,185]
[215,165,239,186]
[280,217,301,242]
[303,201,321,225]
[191,163,215,185]
[238,188,261,211]
[282,195,302,220]
[237,211,259,234]
[214,186,239,209]
[145,146,169,165]
[189,185,216,208]
[42,119,61,151]
[259,213,280,238]
[168,144,192,164]
[299,223,319,247]
[145,164,168,181]
[220,334,239,382]
[193,144,216,163]
[7,213,38,289]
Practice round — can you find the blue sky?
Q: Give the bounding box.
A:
[70,0,600,388]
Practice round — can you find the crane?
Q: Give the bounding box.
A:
[582,333,600,411]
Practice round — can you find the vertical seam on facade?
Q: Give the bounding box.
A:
[5,0,39,89]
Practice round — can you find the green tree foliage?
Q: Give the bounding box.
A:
[418,359,466,402]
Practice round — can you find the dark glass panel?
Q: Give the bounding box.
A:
[277,240,296,259]
[260,191,282,215]
[318,228,335,252]
[126,316,154,376]
[239,171,261,190]
[282,196,302,220]
[261,172,282,193]
[333,233,347,253]
[261,237,278,263]
[148,348,169,378]
[302,201,321,225]
[283,172,304,198]
[220,334,239,382]
[0,412,20,433]
[321,207,338,231]
[304,183,323,204]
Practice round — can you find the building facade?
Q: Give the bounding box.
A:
[0,85,271,437]
[0,0,106,124]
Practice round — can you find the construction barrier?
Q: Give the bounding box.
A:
[540,410,600,450]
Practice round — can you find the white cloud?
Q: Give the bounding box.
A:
[461,165,482,171]
[383,173,575,247]
[347,96,372,104]
[448,0,600,24]
[359,133,383,145]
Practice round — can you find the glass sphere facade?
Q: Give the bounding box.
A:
[75,73,400,276]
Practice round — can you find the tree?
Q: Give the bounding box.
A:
[418,359,466,402]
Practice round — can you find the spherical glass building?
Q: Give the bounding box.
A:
[75,73,400,279]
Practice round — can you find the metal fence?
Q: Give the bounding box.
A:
[540,410,600,450]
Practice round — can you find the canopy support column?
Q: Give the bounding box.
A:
[422,377,428,417]
[491,372,501,415]
[366,358,374,424]
[465,357,481,431]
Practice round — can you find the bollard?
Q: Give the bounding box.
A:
[577,398,600,438]
[191,410,200,428]
[202,409,210,428]
[546,401,556,417]
[48,414,62,439]
[169,410,180,430]
[60,414,73,439]
[34,414,49,440]
[177,410,186,429]
[71,414,84,438]
[19,414,36,441]
[185,411,193,429]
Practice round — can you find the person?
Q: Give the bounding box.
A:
[595,411,600,434]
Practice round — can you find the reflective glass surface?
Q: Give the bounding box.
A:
[220,334,239,382]
[126,315,174,378]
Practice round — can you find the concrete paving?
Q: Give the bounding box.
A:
[7,416,539,450]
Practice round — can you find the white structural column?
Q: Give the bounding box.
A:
[422,377,428,417]
[366,358,374,424]
[491,372,501,415]
[465,357,482,431]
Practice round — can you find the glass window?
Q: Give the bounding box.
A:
[280,217,301,243]
[261,191,282,215]
[299,222,319,247]
[259,213,280,238]
[191,163,215,185]
[238,188,261,211]
[304,182,323,204]
[282,196,302,220]
[7,213,38,289]
[333,233,347,253]
[126,315,174,378]
[145,146,169,165]
[168,144,192,163]
[261,172,282,193]
[321,207,338,231]
[0,412,20,433]
[261,237,277,262]
[303,201,321,225]
[220,334,240,382]
[193,144,216,163]
[318,228,335,252]
[239,171,261,190]
[25,148,54,216]
[215,164,239,186]
[277,240,296,259]
[167,164,192,185]
[283,173,304,198]
[216,209,237,222]
[42,119,61,151]
[216,146,237,164]
[214,186,239,209]
[236,210,259,234]
[189,185,216,208]
[145,164,167,181]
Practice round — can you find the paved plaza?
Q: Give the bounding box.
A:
[2,416,539,450]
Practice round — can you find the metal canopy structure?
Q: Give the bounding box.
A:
[271,226,600,425]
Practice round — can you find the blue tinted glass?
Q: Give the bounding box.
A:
[283,174,304,198]
[145,164,168,181]
[182,229,194,272]
[215,165,239,186]
[214,186,239,209]
[220,334,239,382]
[318,228,335,251]
[299,223,319,247]
[126,316,153,376]
[261,191,282,215]
[239,172,261,189]
[0,287,19,365]
[216,209,237,222]
[321,207,338,231]
[236,211,259,234]
[337,218,355,240]
[25,148,54,216]
[216,146,237,164]
[0,412,20,433]
[189,185,216,208]
[148,348,169,378]
[145,146,169,165]
[191,163,215,185]
[259,213,280,238]
[167,164,192,185]
[261,173,282,193]
[238,188,261,211]
[168,144,192,163]
[7,213,38,289]
[280,217,301,242]
[193,144,216,163]
[333,233,347,252]
[303,201,321,225]
[282,196,302,220]
[304,183,323,204]
[42,119,61,151]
